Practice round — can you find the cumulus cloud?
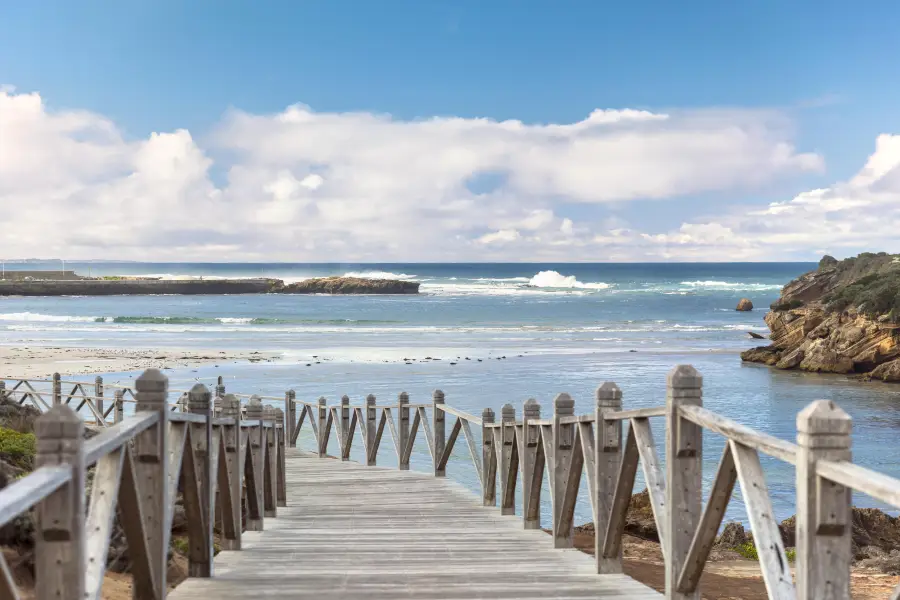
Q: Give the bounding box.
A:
[0,88,842,261]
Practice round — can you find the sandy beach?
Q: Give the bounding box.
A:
[0,345,281,378]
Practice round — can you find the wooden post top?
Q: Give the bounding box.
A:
[433,389,445,402]
[136,368,168,407]
[366,394,376,405]
[317,396,327,406]
[596,382,622,408]
[501,403,515,421]
[398,392,409,404]
[797,400,852,443]
[246,395,264,419]
[35,404,83,459]
[523,398,540,417]
[482,407,495,423]
[221,393,241,417]
[668,364,703,389]
[553,393,574,415]
[188,383,212,414]
[340,395,350,405]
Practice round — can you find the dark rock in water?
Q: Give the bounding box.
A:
[736,298,754,311]
[747,331,765,339]
[280,276,419,295]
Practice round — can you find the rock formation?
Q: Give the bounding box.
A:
[279,276,420,295]
[736,298,753,311]
[741,252,900,380]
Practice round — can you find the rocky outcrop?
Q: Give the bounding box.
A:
[0,276,421,296]
[736,298,753,311]
[280,277,420,295]
[742,252,900,378]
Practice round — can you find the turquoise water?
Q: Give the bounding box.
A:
[2,261,899,525]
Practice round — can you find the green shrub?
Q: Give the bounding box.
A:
[735,541,758,560]
[0,427,36,470]
[785,547,796,563]
[172,537,189,555]
[824,271,900,320]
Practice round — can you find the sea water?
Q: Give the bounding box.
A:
[2,261,899,525]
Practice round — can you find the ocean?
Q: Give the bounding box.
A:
[2,261,900,525]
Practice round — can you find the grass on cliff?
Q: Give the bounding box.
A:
[0,427,36,470]
[824,271,900,321]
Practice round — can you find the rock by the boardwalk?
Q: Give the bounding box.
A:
[736,298,754,311]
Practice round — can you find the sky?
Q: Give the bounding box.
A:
[1,0,900,262]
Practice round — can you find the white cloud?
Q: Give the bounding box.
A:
[0,88,844,261]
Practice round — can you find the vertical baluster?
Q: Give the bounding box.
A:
[366,394,377,466]
[284,390,293,447]
[52,372,61,405]
[665,365,703,600]
[221,394,242,550]
[500,403,516,516]
[187,383,213,577]
[275,407,287,507]
[317,397,327,458]
[245,396,265,531]
[595,382,623,573]
[522,399,541,529]
[796,400,852,599]
[398,392,410,470]
[114,389,125,423]
[433,390,446,476]
[482,407,496,506]
[552,393,575,548]
[340,395,351,461]
[95,375,104,425]
[133,368,169,598]
[34,405,85,600]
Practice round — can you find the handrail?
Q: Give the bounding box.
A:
[0,369,288,600]
[287,364,900,600]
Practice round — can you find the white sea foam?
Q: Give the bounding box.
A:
[342,271,417,280]
[679,280,782,291]
[217,317,254,324]
[0,312,98,322]
[528,270,610,289]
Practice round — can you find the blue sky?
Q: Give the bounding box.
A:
[2,1,899,261]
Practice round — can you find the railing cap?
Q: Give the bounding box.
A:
[501,403,515,420]
[668,364,702,388]
[341,395,350,404]
[433,389,445,401]
[317,396,327,405]
[797,399,852,434]
[553,392,574,414]
[398,392,409,403]
[482,407,495,422]
[596,382,622,406]
[523,398,540,417]
[366,394,376,405]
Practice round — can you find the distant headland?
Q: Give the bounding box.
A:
[742,252,900,381]
[0,272,420,296]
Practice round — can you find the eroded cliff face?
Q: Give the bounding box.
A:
[741,253,900,381]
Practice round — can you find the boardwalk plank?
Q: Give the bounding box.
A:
[169,449,661,600]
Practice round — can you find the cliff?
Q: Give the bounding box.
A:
[0,276,420,296]
[741,253,900,381]
[279,276,420,295]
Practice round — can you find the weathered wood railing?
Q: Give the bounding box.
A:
[289,364,900,600]
[0,369,287,600]
[0,375,289,428]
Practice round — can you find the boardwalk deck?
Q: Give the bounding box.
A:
[169,449,662,599]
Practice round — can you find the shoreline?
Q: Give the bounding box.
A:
[0,346,281,378]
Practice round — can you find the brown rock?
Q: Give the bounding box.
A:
[740,345,782,366]
[279,276,419,295]
[736,298,753,311]
[869,358,900,382]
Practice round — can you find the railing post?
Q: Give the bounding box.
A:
[481,407,496,507]
[665,365,703,600]
[796,400,852,599]
[114,389,124,423]
[134,368,169,599]
[398,392,410,470]
[595,382,623,574]
[433,390,446,476]
[288,390,296,447]
[245,396,265,530]
[34,404,85,600]
[0,380,6,401]
[284,390,293,447]
[366,395,377,466]
[52,372,61,405]
[216,376,225,398]
[317,397,327,458]
[221,393,242,550]
[340,395,351,461]
[95,375,104,424]
[187,383,214,577]
[275,407,287,507]
[522,399,541,529]
[552,393,575,548]
[262,406,278,518]
[500,403,516,516]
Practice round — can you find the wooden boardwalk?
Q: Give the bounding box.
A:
[169,449,662,599]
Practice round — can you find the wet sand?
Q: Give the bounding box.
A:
[0,345,281,378]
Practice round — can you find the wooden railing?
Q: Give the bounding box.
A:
[0,368,287,600]
[289,364,900,600]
